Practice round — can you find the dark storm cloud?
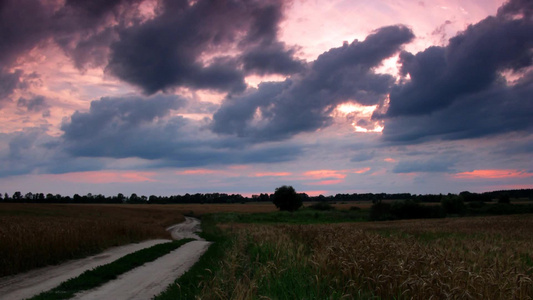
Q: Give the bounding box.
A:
[384,74,533,143]
[62,94,185,141]
[61,95,302,166]
[0,0,129,69]
[0,0,52,102]
[107,0,303,94]
[212,25,414,142]
[0,0,137,99]
[242,42,306,75]
[382,0,533,143]
[0,0,51,67]
[1,0,302,95]
[239,1,306,75]
[63,0,130,19]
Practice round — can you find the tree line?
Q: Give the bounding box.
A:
[0,189,531,204]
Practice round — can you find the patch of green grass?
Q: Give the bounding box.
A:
[30,239,193,300]
[155,215,229,299]
[209,207,368,224]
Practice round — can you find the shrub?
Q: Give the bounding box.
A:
[369,202,392,221]
[309,202,334,211]
[390,200,445,220]
[272,186,302,212]
[497,194,511,204]
[441,195,466,215]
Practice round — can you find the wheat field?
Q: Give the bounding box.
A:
[200,214,533,299]
[0,204,186,277]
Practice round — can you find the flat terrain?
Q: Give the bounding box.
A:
[72,240,210,300]
[0,240,171,300]
[0,215,210,300]
[198,214,533,299]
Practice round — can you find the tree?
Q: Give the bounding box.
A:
[272,185,302,212]
[13,191,22,201]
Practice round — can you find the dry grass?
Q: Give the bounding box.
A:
[81,203,278,216]
[202,215,533,299]
[0,204,186,277]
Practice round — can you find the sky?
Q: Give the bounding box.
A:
[0,0,532,197]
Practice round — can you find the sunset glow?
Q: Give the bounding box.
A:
[0,0,530,196]
[253,172,292,177]
[454,170,533,179]
[51,171,157,184]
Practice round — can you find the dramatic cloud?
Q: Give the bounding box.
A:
[0,0,530,195]
[212,25,414,142]
[61,94,302,166]
[107,0,303,94]
[382,0,533,143]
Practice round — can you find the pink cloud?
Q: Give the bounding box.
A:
[176,169,220,175]
[384,158,397,163]
[453,169,533,179]
[303,170,347,179]
[253,172,292,177]
[354,167,371,174]
[51,171,156,183]
[307,179,344,186]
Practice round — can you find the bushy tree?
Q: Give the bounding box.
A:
[272,185,302,212]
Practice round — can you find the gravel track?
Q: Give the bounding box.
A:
[0,217,208,300]
[72,240,210,300]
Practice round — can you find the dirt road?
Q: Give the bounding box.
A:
[0,217,209,300]
[72,240,210,300]
[166,216,204,240]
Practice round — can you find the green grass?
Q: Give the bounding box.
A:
[154,215,229,299]
[30,239,193,300]
[209,207,368,224]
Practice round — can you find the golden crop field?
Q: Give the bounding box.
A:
[0,204,185,277]
[0,202,276,277]
[202,214,533,299]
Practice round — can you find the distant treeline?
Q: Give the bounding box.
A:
[0,189,532,204]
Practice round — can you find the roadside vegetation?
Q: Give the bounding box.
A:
[176,214,533,299]
[155,215,229,300]
[30,239,193,300]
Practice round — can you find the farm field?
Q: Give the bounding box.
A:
[0,204,184,277]
[0,202,278,277]
[3,202,533,299]
[190,214,533,299]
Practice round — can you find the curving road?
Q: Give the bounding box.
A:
[0,217,209,300]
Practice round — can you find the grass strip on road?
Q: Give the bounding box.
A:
[30,239,194,300]
[155,215,229,299]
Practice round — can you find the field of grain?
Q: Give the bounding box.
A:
[0,204,187,277]
[199,214,533,299]
[0,202,279,277]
